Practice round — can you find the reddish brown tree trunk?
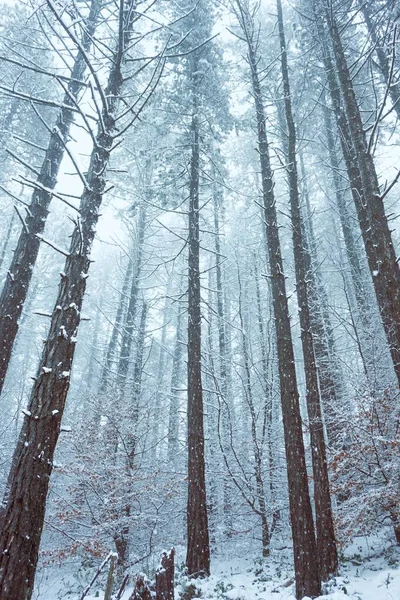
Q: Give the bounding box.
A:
[234,2,320,597]
[0,0,102,397]
[276,0,338,581]
[0,4,138,597]
[186,54,210,577]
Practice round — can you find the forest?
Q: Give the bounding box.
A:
[0,0,399,599]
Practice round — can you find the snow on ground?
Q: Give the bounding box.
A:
[33,530,400,600]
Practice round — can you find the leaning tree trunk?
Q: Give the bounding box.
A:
[319,0,400,388]
[276,0,338,580]
[0,4,138,598]
[234,2,320,597]
[319,96,384,385]
[186,56,210,578]
[0,0,102,397]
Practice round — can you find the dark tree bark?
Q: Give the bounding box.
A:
[0,0,102,397]
[317,0,400,388]
[156,548,175,600]
[129,575,152,600]
[320,99,370,323]
[0,4,140,598]
[276,0,338,580]
[151,293,170,455]
[234,2,320,597]
[186,56,210,578]
[318,95,384,384]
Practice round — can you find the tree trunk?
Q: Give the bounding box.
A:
[212,174,233,536]
[168,299,184,465]
[299,153,343,446]
[98,254,134,395]
[254,258,280,532]
[129,575,152,600]
[0,4,137,597]
[156,549,175,600]
[186,56,210,578]
[276,0,338,580]
[0,212,16,275]
[116,202,147,396]
[0,0,102,397]
[234,2,320,597]
[237,266,270,557]
[114,301,147,570]
[320,0,400,388]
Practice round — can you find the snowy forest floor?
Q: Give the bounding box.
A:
[32,528,400,600]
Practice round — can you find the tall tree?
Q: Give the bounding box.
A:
[276,0,338,580]
[168,0,229,577]
[231,1,321,597]
[0,2,163,597]
[0,0,103,397]
[186,49,211,577]
[313,0,400,388]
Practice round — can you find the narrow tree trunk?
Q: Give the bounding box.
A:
[186,57,210,578]
[168,300,184,465]
[254,258,279,532]
[237,267,270,557]
[0,0,102,397]
[114,301,147,569]
[276,0,338,580]
[99,254,134,395]
[205,269,218,545]
[319,97,385,386]
[0,5,137,597]
[127,301,147,469]
[212,175,233,536]
[151,293,170,457]
[116,203,146,396]
[299,155,343,446]
[0,211,16,275]
[234,2,320,597]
